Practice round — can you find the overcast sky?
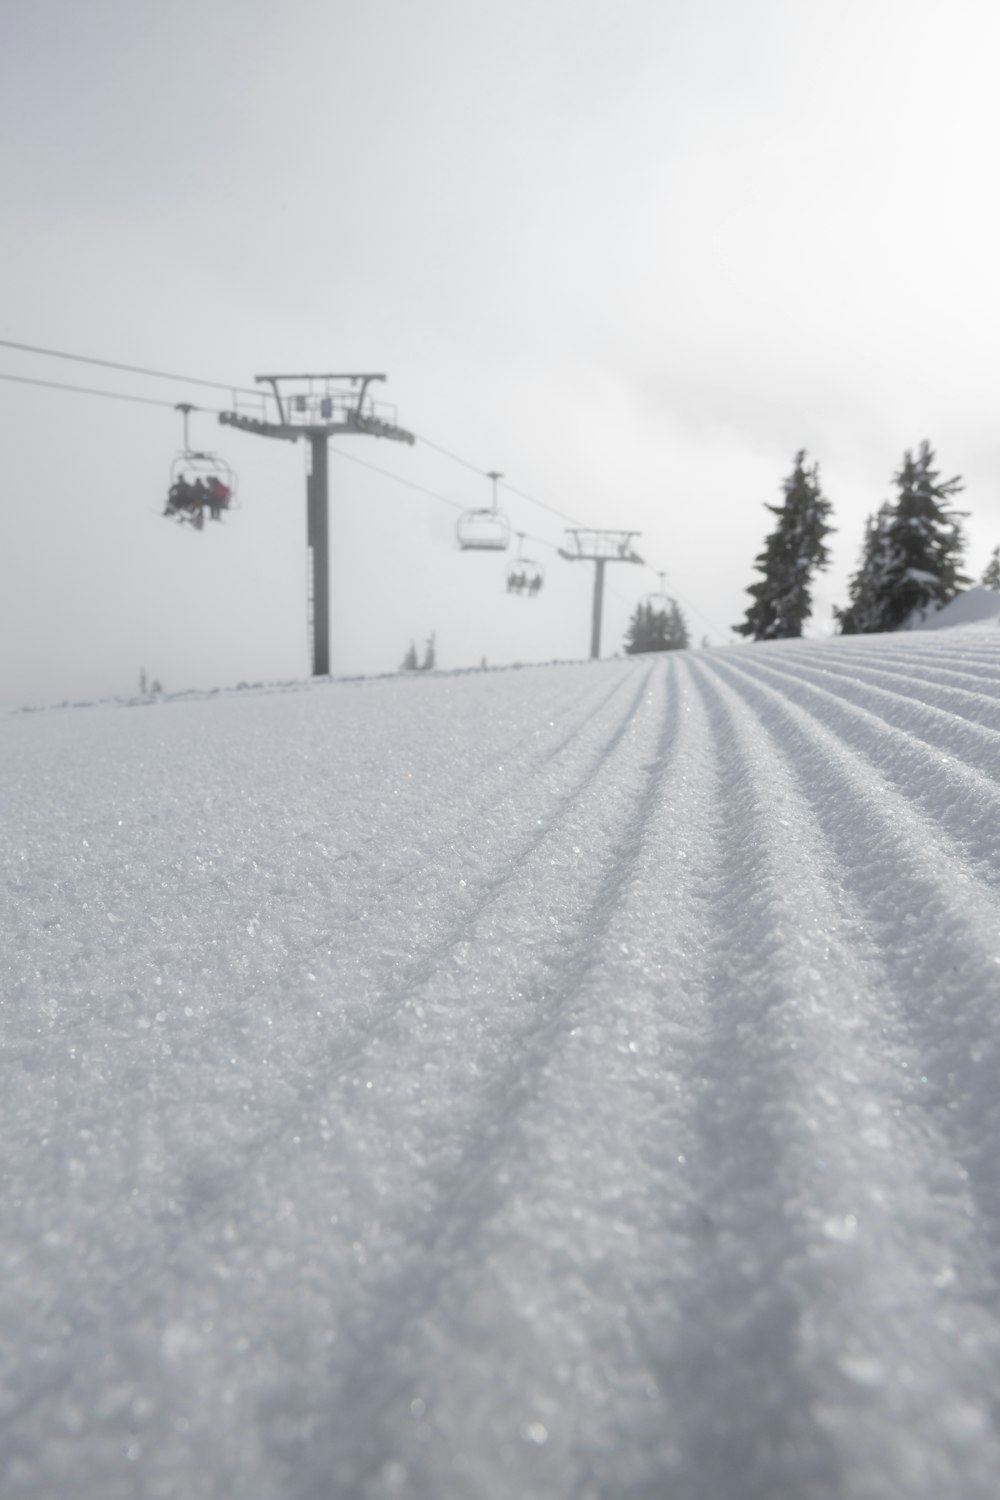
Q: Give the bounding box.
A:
[2,0,999,703]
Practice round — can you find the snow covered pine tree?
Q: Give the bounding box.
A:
[982,545,1000,591]
[665,599,690,649]
[834,502,894,635]
[624,602,668,653]
[734,451,834,640]
[838,441,967,633]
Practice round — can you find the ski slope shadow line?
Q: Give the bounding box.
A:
[0,666,671,1452]
[328,666,640,903]
[695,651,1000,1278]
[5,673,640,1057]
[369,667,636,831]
[12,674,643,1099]
[230,666,643,1006]
[490,663,643,776]
[174,661,660,1193]
[220,665,657,1105]
[561,656,837,1499]
[0,669,667,1441]
[715,653,1000,883]
[271,659,689,1500]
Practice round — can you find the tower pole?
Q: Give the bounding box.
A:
[557,529,644,661]
[591,558,606,660]
[307,431,330,676]
[220,373,413,680]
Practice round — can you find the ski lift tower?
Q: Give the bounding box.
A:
[558,529,644,660]
[219,374,413,676]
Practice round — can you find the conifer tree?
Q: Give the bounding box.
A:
[624,602,663,654]
[982,546,1000,591]
[420,633,437,671]
[734,451,834,640]
[666,599,690,649]
[400,641,419,671]
[834,502,893,635]
[624,599,689,653]
[871,442,967,631]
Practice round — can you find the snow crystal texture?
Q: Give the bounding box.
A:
[3,629,1000,1499]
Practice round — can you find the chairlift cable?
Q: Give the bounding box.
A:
[411,430,583,526]
[607,576,726,639]
[0,337,719,629]
[495,477,581,527]
[331,446,467,512]
[0,370,201,410]
[412,432,490,478]
[0,338,261,398]
[0,332,646,549]
[332,448,566,556]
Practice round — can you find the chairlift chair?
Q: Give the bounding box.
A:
[505,533,545,596]
[457,469,510,552]
[457,509,511,551]
[164,404,239,525]
[168,450,238,499]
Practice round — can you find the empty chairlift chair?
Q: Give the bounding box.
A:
[456,470,511,552]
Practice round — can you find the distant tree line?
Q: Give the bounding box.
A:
[401,633,437,671]
[623,598,690,653]
[401,452,997,668]
[735,441,996,641]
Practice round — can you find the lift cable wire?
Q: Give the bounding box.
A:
[607,577,724,638]
[495,476,581,527]
[0,362,557,559]
[413,432,492,479]
[0,341,603,528]
[0,338,261,399]
[331,446,556,555]
[0,340,726,633]
[411,429,582,527]
[331,446,467,514]
[413,429,727,633]
[0,369,209,411]
[0,335,661,566]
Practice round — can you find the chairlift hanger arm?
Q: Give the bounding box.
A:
[174,401,197,450]
[256,377,286,425]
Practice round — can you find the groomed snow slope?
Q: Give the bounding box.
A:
[3,631,1000,1500]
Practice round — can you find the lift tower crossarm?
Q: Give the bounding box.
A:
[218,411,301,442]
[217,371,413,677]
[255,373,387,428]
